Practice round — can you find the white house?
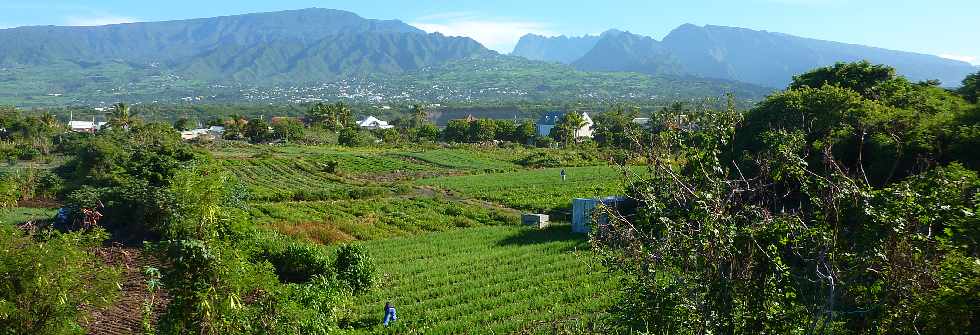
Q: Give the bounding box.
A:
[68,120,106,133]
[536,112,594,138]
[357,116,394,130]
[180,126,225,140]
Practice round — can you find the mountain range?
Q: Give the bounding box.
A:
[513,25,977,88]
[0,8,973,106]
[0,8,491,82]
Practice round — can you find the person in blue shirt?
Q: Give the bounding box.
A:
[383,302,397,327]
[560,168,567,182]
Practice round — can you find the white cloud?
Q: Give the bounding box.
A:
[65,15,138,27]
[939,53,978,65]
[410,13,557,53]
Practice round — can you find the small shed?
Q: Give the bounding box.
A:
[522,213,550,229]
[571,196,634,233]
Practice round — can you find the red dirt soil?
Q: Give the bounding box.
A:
[81,246,170,335]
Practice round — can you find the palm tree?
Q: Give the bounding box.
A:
[556,112,586,146]
[106,102,139,130]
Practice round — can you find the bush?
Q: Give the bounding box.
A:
[337,128,374,147]
[333,244,376,294]
[0,226,121,334]
[264,243,332,284]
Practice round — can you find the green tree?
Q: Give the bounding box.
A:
[513,121,537,146]
[597,62,980,334]
[332,101,353,130]
[469,119,498,142]
[443,119,471,143]
[306,102,332,127]
[959,71,980,103]
[338,128,373,147]
[593,105,640,148]
[272,118,305,144]
[244,118,271,143]
[790,60,895,98]
[493,120,517,142]
[413,123,440,142]
[173,118,192,131]
[106,102,140,130]
[551,112,586,146]
[411,104,428,128]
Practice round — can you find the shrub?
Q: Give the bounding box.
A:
[0,226,121,334]
[333,244,376,294]
[338,128,373,147]
[264,243,332,284]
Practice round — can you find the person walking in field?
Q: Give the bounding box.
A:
[560,168,567,182]
[383,302,397,327]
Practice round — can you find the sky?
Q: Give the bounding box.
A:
[0,0,978,65]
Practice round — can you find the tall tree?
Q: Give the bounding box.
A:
[551,112,586,146]
[959,71,980,103]
[106,103,140,130]
[333,101,353,130]
[411,104,428,128]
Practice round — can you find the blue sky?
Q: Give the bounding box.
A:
[1,0,978,64]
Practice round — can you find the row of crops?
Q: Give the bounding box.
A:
[341,226,620,334]
[397,148,522,172]
[416,166,641,214]
[220,157,399,201]
[249,197,520,243]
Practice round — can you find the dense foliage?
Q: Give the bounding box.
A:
[0,226,121,335]
[594,62,980,334]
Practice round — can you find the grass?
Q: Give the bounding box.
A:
[341,225,620,334]
[250,196,520,244]
[416,166,638,215]
[397,148,521,172]
[0,207,57,225]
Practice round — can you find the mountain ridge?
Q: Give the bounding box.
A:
[513,24,976,88]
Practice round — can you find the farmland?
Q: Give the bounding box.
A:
[417,166,641,214]
[340,226,620,334]
[210,144,631,332]
[249,196,520,244]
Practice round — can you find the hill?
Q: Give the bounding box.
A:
[0,10,773,106]
[510,34,601,64]
[513,24,977,88]
[0,8,488,80]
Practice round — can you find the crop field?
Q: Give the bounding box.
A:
[416,166,641,214]
[211,144,630,332]
[220,158,402,201]
[215,146,450,179]
[250,196,519,243]
[397,148,521,172]
[341,225,620,334]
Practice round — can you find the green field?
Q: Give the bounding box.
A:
[416,166,638,214]
[0,207,57,225]
[250,196,519,244]
[342,226,619,334]
[216,144,628,332]
[397,148,522,172]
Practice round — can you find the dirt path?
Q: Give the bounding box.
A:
[83,246,169,335]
